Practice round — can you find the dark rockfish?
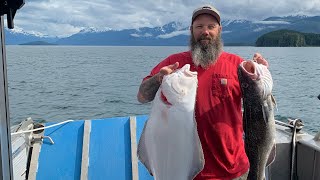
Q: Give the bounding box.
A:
[238,61,276,180]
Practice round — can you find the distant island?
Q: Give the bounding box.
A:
[19,41,58,45]
[255,29,320,47]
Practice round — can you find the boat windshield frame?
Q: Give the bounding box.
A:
[0,15,14,180]
[0,1,25,178]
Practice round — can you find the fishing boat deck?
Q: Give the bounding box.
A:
[27,116,153,180]
[12,115,320,180]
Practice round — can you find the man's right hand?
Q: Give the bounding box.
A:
[137,62,179,103]
[157,62,180,83]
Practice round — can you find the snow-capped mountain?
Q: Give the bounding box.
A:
[55,21,190,46]
[78,27,113,34]
[263,15,309,22]
[5,15,320,46]
[5,28,58,45]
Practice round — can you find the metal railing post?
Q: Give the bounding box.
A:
[0,15,13,180]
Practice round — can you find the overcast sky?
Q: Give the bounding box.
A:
[7,0,320,37]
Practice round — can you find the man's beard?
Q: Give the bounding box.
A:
[190,31,223,69]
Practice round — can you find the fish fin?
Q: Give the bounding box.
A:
[262,103,269,124]
[137,120,154,176]
[266,143,276,167]
[262,94,276,124]
[271,94,278,112]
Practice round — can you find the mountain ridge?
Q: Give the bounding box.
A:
[5,15,320,46]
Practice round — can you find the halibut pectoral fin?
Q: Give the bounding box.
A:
[137,120,154,176]
[266,143,276,167]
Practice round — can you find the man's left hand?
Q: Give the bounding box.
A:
[253,53,269,68]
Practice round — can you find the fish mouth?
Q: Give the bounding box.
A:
[239,61,259,80]
[179,64,197,77]
[184,69,197,77]
[242,61,255,73]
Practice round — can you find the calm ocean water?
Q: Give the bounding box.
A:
[6,45,320,134]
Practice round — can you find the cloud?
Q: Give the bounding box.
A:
[253,21,291,25]
[216,0,320,20]
[6,0,320,37]
[157,30,190,39]
[130,33,153,38]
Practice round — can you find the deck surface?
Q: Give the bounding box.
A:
[37,120,84,180]
[36,116,154,180]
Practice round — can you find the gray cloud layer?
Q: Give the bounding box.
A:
[8,0,320,37]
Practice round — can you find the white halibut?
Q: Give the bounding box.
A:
[137,64,204,180]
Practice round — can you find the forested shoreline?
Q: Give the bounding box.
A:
[255,29,320,47]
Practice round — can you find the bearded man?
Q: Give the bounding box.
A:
[137,4,268,180]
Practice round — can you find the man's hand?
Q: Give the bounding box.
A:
[253,53,269,67]
[137,62,179,103]
[157,62,180,82]
[242,53,269,74]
